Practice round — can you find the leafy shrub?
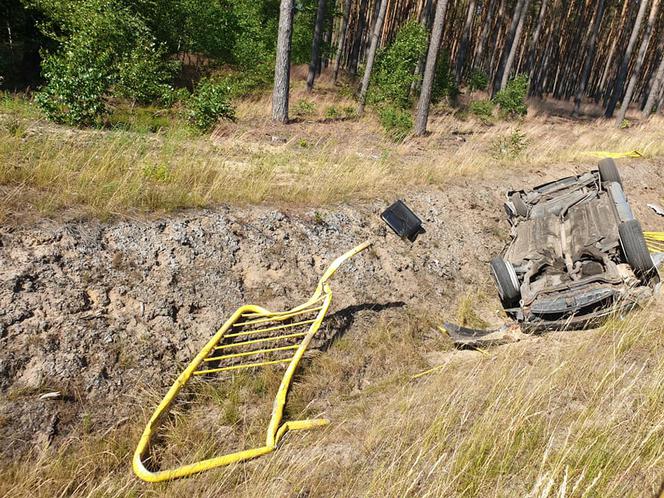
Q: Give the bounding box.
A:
[187,79,235,132]
[493,74,529,117]
[324,105,341,119]
[369,21,428,109]
[431,52,458,104]
[468,69,489,91]
[341,106,357,119]
[34,0,176,125]
[142,163,171,182]
[378,106,412,142]
[293,100,317,119]
[36,37,113,126]
[469,99,495,124]
[490,129,529,159]
[115,39,178,104]
[160,87,191,108]
[323,105,357,120]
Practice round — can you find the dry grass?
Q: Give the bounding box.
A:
[1,89,664,222]
[1,304,663,497]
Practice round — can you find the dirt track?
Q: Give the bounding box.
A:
[1,158,663,457]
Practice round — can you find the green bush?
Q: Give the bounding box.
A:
[160,87,191,108]
[490,129,529,159]
[324,105,341,119]
[493,74,529,117]
[187,79,236,132]
[469,99,495,123]
[431,51,458,104]
[115,39,178,104]
[33,0,177,125]
[369,21,428,109]
[341,106,357,119]
[378,106,412,142]
[36,37,112,126]
[293,100,317,119]
[468,69,489,91]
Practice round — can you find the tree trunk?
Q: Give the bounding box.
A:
[492,0,528,95]
[414,0,451,136]
[604,0,649,118]
[572,0,606,116]
[526,0,549,92]
[455,0,477,85]
[643,52,664,117]
[306,0,327,92]
[499,0,532,91]
[615,0,660,126]
[349,0,369,75]
[411,0,435,95]
[357,0,389,116]
[272,0,295,123]
[333,0,353,83]
[474,0,498,71]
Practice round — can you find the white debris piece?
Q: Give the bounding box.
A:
[647,203,664,216]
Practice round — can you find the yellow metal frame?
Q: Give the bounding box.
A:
[133,241,372,482]
[644,232,664,254]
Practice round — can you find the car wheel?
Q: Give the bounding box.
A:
[490,257,521,306]
[510,193,529,217]
[618,220,657,281]
[598,158,622,186]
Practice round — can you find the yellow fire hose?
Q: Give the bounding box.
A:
[133,241,372,482]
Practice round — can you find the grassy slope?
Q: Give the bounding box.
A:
[1,307,662,497]
[1,90,664,222]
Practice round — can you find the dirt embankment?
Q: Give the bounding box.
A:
[1,159,663,457]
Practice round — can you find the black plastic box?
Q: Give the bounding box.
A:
[381,200,424,242]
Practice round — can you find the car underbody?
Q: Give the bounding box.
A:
[491,160,659,332]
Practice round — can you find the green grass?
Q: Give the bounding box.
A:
[2,93,664,223]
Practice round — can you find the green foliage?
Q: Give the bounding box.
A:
[106,106,180,133]
[378,106,412,142]
[33,0,176,125]
[36,38,113,126]
[324,105,341,119]
[431,51,458,104]
[493,74,529,117]
[187,79,235,132]
[142,163,172,183]
[160,87,191,108]
[469,99,495,124]
[115,40,179,104]
[341,106,357,119]
[468,69,489,91]
[369,21,428,109]
[293,100,317,119]
[230,0,280,69]
[490,129,529,159]
[323,105,356,120]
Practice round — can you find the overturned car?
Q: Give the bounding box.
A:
[490,159,659,331]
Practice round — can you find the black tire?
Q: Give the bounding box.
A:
[619,220,657,281]
[490,257,521,306]
[598,158,622,186]
[510,193,529,217]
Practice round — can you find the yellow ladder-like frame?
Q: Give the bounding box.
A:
[133,241,372,482]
